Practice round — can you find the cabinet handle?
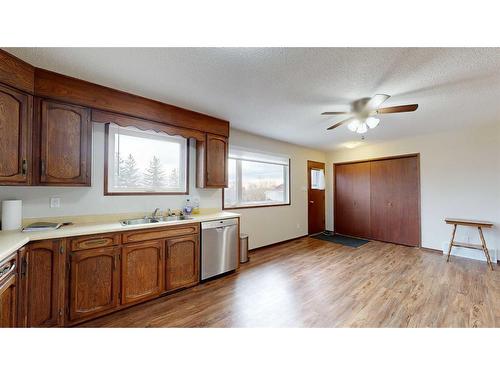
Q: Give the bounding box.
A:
[83,239,108,247]
[21,159,28,176]
[21,258,27,279]
[113,254,118,270]
[0,262,15,277]
[41,160,46,176]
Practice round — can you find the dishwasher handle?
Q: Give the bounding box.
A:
[201,218,239,230]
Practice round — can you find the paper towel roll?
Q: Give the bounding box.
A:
[2,200,22,231]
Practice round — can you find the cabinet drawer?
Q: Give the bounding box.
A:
[71,234,121,251]
[0,253,17,285]
[122,223,199,243]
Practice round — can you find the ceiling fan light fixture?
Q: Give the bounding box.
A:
[365,117,380,129]
[356,122,368,134]
[347,118,361,132]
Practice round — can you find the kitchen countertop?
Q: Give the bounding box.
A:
[0,211,240,263]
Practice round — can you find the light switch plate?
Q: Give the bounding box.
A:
[49,197,61,208]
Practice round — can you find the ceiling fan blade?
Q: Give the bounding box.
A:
[327,117,355,130]
[321,111,352,115]
[364,94,391,111]
[376,104,418,114]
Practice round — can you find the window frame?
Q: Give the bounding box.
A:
[222,152,291,210]
[104,123,189,196]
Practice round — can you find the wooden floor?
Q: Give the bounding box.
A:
[81,237,499,328]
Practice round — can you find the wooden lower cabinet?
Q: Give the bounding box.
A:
[0,274,17,327]
[22,240,65,327]
[14,226,203,326]
[68,246,120,324]
[165,234,200,292]
[122,240,164,305]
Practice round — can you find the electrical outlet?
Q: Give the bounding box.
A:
[49,197,61,208]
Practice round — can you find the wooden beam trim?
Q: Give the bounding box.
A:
[0,49,35,93]
[92,110,205,142]
[33,67,229,137]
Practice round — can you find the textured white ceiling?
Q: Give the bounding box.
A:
[6,47,500,150]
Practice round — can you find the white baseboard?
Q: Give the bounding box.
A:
[441,241,497,263]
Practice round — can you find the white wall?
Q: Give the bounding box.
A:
[2,120,497,257]
[0,125,326,251]
[0,124,222,219]
[228,129,326,250]
[326,124,500,255]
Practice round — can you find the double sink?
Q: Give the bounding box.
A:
[120,216,194,226]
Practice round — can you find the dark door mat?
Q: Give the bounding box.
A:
[311,233,369,248]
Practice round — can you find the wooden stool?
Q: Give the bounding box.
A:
[445,218,494,271]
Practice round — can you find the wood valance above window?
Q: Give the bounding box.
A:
[91,110,206,142]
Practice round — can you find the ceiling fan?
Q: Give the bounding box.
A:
[322,94,418,133]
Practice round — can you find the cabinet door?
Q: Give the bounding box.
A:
[37,99,91,185]
[334,162,371,238]
[205,134,228,187]
[25,240,64,327]
[0,274,17,328]
[0,83,32,185]
[165,235,199,291]
[122,241,164,305]
[68,247,120,323]
[370,157,420,246]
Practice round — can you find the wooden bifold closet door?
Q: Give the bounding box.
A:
[334,155,420,247]
[334,162,371,238]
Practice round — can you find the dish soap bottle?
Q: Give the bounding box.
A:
[192,197,200,215]
[183,198,193,217]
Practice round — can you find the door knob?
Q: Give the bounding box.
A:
[309,201,314,203]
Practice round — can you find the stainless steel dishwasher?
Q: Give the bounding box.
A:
[201,218,239,280]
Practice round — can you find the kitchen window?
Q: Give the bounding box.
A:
[105,123,188,195]
[223,146,290,208]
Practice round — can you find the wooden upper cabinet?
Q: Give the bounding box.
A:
[197,133,228,188]
[35,99,91,186]
[206,134,228,187]
[165,234,199,291]
[0,83,32,185]
[68,246,120,323]
[122,240,164,305]
[23,240,65,327]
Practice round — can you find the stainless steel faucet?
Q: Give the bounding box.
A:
[152,208,160,218]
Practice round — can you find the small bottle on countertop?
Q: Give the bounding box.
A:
[192,197,200,214]
[183,198,193,217]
